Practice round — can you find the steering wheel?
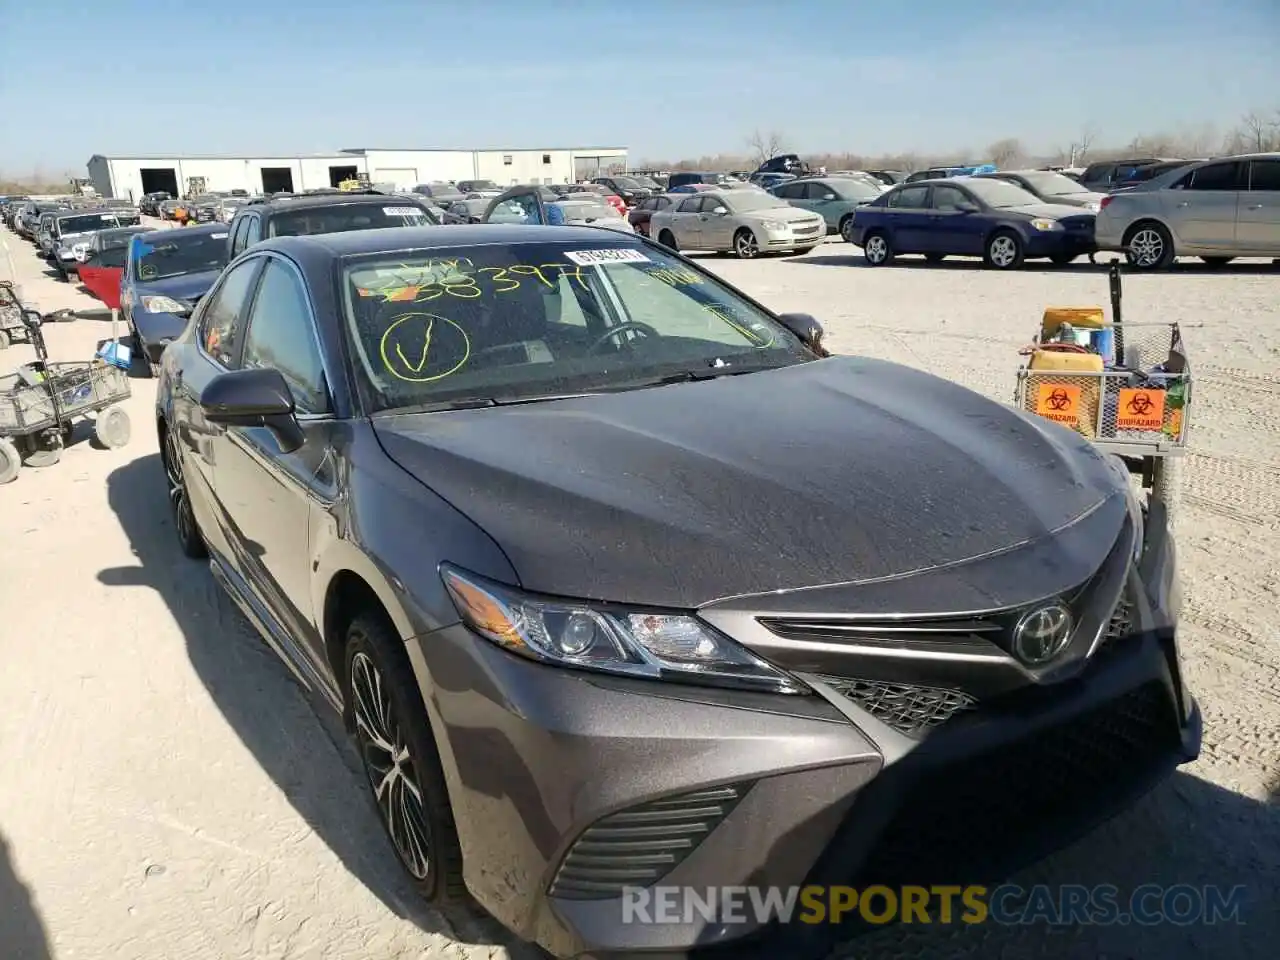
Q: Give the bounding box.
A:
[588,321,660,353]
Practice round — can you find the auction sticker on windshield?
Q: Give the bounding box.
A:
[384,207,422,217]
[212,232,227,239]
[564,248,651,265]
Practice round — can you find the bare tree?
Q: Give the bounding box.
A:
[1241,112,1269,151]
[746,130,788,166]
[1067,125,1095,165]
[987,138,1025,167]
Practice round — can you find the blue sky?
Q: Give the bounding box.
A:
[2,0,1276,174]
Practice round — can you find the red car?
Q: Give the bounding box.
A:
[568,183,627,216]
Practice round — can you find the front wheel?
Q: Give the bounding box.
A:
[657,229,677,251]
[733,228,760,259]
[162,426,208,559]
[346,613,466,902]
[985,230,1024,269]
[1124,222,1174,270]
[862,231,893,266]
[839,215,856,243]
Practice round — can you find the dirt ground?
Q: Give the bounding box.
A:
[1,225,1277,960]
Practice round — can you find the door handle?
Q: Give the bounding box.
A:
[1247,204,1263,210]
[1176,202,1190,208]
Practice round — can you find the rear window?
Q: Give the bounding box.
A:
[59,213,119,233]
[134,231,230,281]
[551,198,620,221]
[268,203,436,237]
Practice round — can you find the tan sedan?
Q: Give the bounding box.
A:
[648,189,827,258]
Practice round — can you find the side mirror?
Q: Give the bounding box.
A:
[822,194,837,201]
[776,312,829,356]
[712,206,729,215]
[199,367,305,454]
[955,202,979,214]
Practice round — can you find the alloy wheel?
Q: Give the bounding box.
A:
[734,231,759,259]
[988,235,1019,268]
[165,431,196,549]
[865,235,888,264]
[350,651,431,880]
[1128,228,1164,267]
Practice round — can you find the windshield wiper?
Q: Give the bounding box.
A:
[382,392,600,414]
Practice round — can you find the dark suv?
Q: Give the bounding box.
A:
[224,191,438,259]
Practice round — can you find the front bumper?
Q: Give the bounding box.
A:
[1025,228,1097,258]
[759,226,825,251]
[411,510,1197,959]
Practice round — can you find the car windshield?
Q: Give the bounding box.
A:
[59,213,119,233]
[1014,172,1086,196]
[96,230,148,267]
[723,192,788,213]
[962,179,1040,208]
[610,177,643,189]
[830,180,883,200]
[134,231,230,281]
[340,241,811,413]
[553,198,620,221]
[632,176,660,189]
[268,203,436,236]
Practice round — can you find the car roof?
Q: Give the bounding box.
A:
[137,223,229,244]
[256,224,639,260]
[249,192,427,213]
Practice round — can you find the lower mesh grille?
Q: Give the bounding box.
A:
[820,677,976,737]
[854,681,1177,885]
[548,783,751,899]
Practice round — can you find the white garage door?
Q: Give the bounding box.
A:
[374,168,418,189]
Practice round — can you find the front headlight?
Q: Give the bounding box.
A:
[1030,218,1061,231]
[759,219,790,231]
[140,295,186,313]
[441,565,806,694]
[1086,202,1100,212]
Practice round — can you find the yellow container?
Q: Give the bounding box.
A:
[1028,349,1104,373]
[1041,306,1106,340]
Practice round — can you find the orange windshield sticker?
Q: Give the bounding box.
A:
[1116,388,1165,430]
[384,286,421,302]
[1035,383,1082,427]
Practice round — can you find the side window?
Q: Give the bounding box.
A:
[1185,162,1240,191]
[229,217,247,255]
[503,193,541,224]
[802,182,834,200]
[243,214,262,247]
[677,197,702,213]
[774,183,799,199]
[239,260,329,415]
[931,186,970,211]
[1248,160,1280,191]
[888,186,929,208]
[200,260,261,366]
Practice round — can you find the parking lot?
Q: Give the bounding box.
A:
[1,225,1277,960]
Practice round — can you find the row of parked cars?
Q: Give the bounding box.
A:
[2,195,144,280]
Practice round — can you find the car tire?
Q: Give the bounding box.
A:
[657,229,678,251]
[161,425,208,559]
[1050,252,1078,265]
[862,230,893,266]
[733,228,760,259]
[984,229,1025,269]
[345,612,467,904]
[1123,221,1174,271]
[839,215,856,243]
[924,253,946,264]
[1199,256,1233,267]
[0,437,22,484]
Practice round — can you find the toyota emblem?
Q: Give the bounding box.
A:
[1012,603,1073,665]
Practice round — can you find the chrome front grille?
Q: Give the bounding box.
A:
[548,783,751,900]
[759,614,1004,650]
[819,676,977,737]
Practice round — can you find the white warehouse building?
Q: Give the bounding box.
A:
[88,146,629,200]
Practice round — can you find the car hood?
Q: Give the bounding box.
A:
[374,356,1121,608]
[1002,202,1096,220]
[742,206,821,224]
[136,269,222,302]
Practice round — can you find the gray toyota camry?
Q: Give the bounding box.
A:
[155,225,1200,958]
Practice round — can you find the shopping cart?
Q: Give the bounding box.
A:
[0,311,132,484]
[1014,260,1191,522]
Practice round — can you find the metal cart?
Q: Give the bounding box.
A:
[1015,261,1190,522]
[0,312,132,484]
[0,281,35,350]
